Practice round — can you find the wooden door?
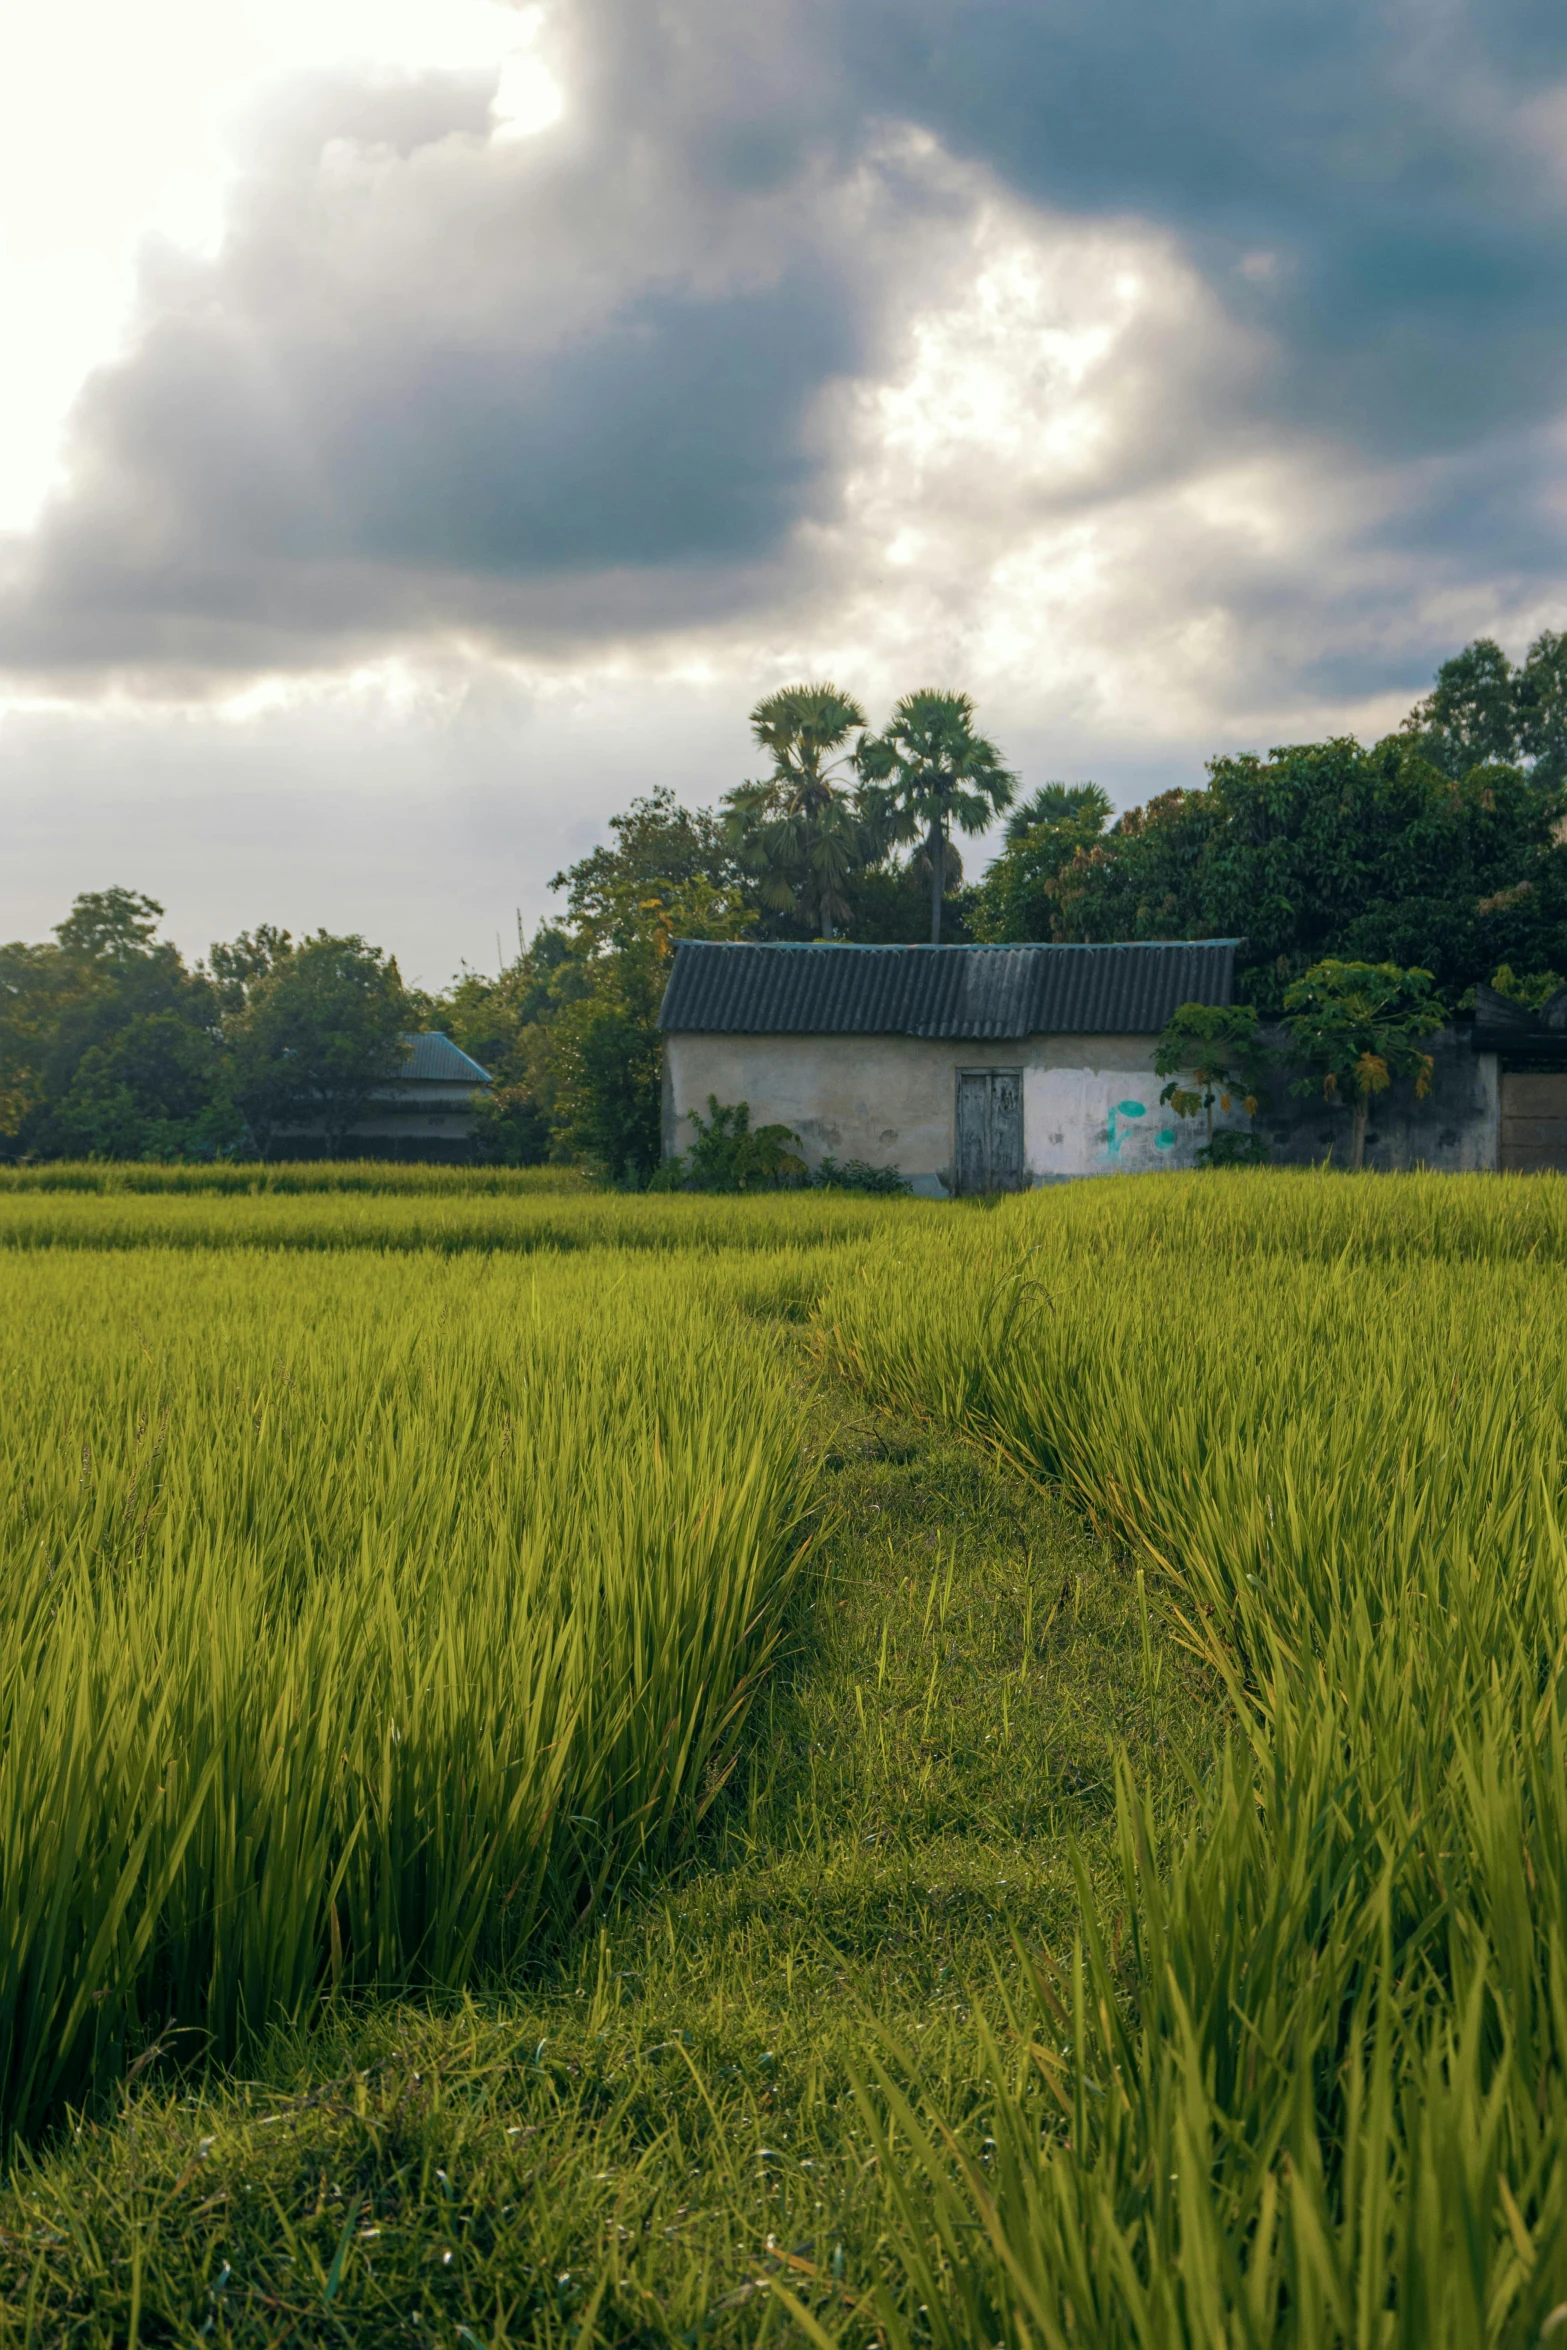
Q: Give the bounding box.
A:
[1500,1072,1567,1172]
[955,1070,1025,1195]
[991,1070,1024,1190]
[955,1072,990,1195]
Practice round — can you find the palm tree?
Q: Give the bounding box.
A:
[722,684,873,940]
[856,691,1016,944]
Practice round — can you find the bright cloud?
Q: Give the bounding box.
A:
[3,0,1567,978]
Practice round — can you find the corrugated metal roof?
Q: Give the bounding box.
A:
[1471,983,1567,1054]
[398,1032,492,1083]
[658,941,1238,1038]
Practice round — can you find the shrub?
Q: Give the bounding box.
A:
[1198,1129,1271,1168]
[812,1155,912,1194]
[660,1098,807,1193]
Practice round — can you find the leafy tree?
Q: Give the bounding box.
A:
[206,924,294,1014]
[969,782,1111,942]
[836,861,979,944]
[1282,959,1443,1171]
[1402,638,1523,773]
[1154,1003,1270,1146]
[435,927,571,1165]
[222,932,412,1157]
[543,799,753,1181]
[552,790,736,945]
[1399,629,1567,791]
[722,684,880,940]
[1049,785,1215,955]
[857,691,1015,944]
[0,889,233,1160]
[1518,630,1567,793]
[1048,738,1567,1009]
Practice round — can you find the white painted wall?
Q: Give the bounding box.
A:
[664,1027,1503,1188]
[664,1031,1240,1191]
[1023,1060,1214,1178]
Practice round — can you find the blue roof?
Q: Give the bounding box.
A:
[658,940,1239,1039]
[399,1032,491,1083]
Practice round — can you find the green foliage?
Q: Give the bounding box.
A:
[812,1154,912,1193]
[1153,999,1269,1139]
[222,931,412,1156]
[541,793,753,1183]
[1485,960,1565,1009]
[662,1096,807,1192]
[829,1173,1567,2343]
[0,1246,812,2143]
[0,890,234,1161]
[721,683,883,940]
[1048,737,1567,1008]
[838,858,979,943]
[435,935,566,1165]
[857,689,1016,944]
[968,781,1111,942]
[1404,627,1567,790]
[1197,1126,1271,1167]
[1283,957,1442,1167]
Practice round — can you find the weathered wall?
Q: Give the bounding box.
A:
[665,1025,1501,1190]
[666,1032,1227,1193]
[1252,1027,1498,1172]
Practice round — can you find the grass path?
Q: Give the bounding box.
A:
[0,1367,1212,2347]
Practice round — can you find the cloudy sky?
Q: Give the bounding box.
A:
[3,0,1566,983]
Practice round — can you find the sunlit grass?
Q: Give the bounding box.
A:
[829,1171,1567,2342]
[0,1162,592,1196]
[0,1188,928,1254]
[9,1169,1567,2343]
[0,1248,816,2146]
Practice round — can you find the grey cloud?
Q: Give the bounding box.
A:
[5,0,1567,690]
[840,0,1567,457]
[0,25,872,678]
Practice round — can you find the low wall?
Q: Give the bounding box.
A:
[1251,1026,1498,1173]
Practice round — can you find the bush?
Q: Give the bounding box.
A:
[1198,1129,1271,1168]
[658,1098,807,1193]
[811,1155,912,1194]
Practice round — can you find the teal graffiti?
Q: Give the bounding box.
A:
[1106,1099,1147,1158]
[1155,1129,1176,1150]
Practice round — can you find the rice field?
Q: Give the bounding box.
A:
[4,1168,1567,2343]
[832,1172,1567,2345]
[0,1243,816,2146]
[0,1186,918,1255]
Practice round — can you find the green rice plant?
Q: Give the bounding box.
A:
[0,1161,591,1195]
[0,1249,814,2145]
[827,1173,1567,2341]
[0,1186,926,1255]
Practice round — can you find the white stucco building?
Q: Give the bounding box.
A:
[658,940,1246,1195]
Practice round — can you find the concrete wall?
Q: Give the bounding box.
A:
[667,1032,1225,1194]
[1253,1026,1498,1172]
[664,1025,1500,1191]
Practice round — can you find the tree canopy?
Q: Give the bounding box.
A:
[857,691,1015,944]
[1045,736,1567,1009]
[721,683,878,941]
